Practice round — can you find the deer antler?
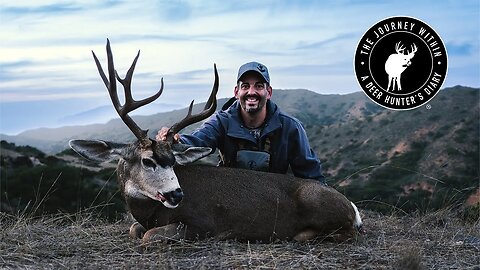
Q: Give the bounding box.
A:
[92,39,163,146]
[407,43,417,55]
[395,42,406,54]
[166,64,219,144]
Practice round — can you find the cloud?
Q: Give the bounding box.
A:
[152,0,192,22]
[275,62,352,77]
[0,60,35,82]
[1,3,83,16]
[446,42,476,56]
[0,0,479,134]
[294,33,357,50]
[1,0,124,16]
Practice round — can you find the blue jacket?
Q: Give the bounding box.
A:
[180,99,325,183]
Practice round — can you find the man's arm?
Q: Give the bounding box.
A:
[177,114,224,151]
[289,121,326,183]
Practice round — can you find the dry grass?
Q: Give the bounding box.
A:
[1,208,479,269]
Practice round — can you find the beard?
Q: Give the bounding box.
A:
[240,93,267,115]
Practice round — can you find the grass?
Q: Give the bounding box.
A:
[1,207,478,269]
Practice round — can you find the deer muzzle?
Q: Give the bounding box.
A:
[163,188,184,207]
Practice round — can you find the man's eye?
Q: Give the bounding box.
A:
[241,84,250,90]
[255,83,265,90]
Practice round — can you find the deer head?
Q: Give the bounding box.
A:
[69,39,218,209]
[394,41,417,67]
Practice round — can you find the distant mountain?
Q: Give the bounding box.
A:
[0,90,380,153]
[57,103,182,126]
[0,98,231,153]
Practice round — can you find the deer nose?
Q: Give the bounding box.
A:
[167,188,184,205]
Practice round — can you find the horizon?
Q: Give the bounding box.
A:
[2,85,476,137]
[3,88,366,136]
[1,0,479,135]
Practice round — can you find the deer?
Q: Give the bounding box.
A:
[385,41,418,92]
[69,40,363,244]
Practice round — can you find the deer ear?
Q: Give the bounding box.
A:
[69,139,128,162]
[172,143,212,165]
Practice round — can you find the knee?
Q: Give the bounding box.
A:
[129,222,146,239]
[142,227,168,244]
[142,223,183,244]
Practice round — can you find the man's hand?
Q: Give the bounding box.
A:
[156,127,180,143]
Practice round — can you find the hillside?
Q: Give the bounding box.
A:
[306,86,479,212]
[1,86,478,215]
[0,141,122,217]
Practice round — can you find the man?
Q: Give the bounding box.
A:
[157,61,325,183]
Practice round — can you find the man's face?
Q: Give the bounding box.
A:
[234,72,272,115]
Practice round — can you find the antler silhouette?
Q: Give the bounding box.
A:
[166,64,219,144]
[92,39,164,146]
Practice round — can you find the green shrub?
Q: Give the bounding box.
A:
[1,164,122,219]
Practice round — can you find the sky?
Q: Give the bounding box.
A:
[0,0,479,135]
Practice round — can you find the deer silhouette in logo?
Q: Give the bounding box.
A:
[385,41,417,92]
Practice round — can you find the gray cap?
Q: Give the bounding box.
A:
[237,61,270,84]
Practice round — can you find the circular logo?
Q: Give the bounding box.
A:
[354,16,448,110]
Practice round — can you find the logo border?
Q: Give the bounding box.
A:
[353,15,449,111]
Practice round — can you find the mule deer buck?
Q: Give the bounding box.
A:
[385,42,417,92]
[69,40,363,243]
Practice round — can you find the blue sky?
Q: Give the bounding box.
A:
[0,0,479,135]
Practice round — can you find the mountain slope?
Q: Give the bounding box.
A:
[57,103,182,126]
[305,86,479,211]
[1,90,381,153]
[1,86,478,214]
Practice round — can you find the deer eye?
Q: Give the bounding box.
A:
[141,158,157,170]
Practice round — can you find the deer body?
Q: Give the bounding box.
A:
[125,165,358,241]
[70,40,362,244]
[385,42,417,91]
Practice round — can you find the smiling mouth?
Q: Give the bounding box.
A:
[245,95,260,104]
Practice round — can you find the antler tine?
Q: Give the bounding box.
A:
[167,64,219,142]
[93,39,164,146]
[410,43,417,54]
[395,41,406,54]
[203,63,219,111]
[115,50,165,115]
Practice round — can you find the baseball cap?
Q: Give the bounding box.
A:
[237,62,270,84]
